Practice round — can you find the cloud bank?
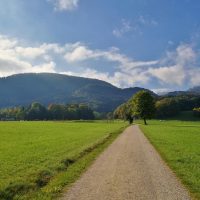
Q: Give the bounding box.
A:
[0,34,199,91]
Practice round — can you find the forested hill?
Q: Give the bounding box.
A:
[0,73,153,112]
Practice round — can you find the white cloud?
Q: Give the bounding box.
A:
[62,68,110,82]
[152,88,173,95]
[0,54,31,77]
[0,35,56,77]
[0,35,18,49]
[189,68,200,86]
[62,67,151,88]
[15,47,46,59]
[113,16,158,38]
[63,43,157,87]
[176,44,196,64]
[0,52,55,77]
[113,19,132,38]
[148,44,198,86]
[138,15,158,26]
[0,52,54,78]
[149,65,185,85]
[48,0,80,11]
[29,62,56,73]
[0,35,159,87]
[0,34,200,89]
[40,43,65,54]
[64,43,158,71]
[65,46,97,62]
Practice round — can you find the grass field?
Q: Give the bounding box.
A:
[139,120,200,199]
[0,121,127,200]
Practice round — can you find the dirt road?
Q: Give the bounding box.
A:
[61,125,191,200]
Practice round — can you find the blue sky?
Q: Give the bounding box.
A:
[0,0,200,93]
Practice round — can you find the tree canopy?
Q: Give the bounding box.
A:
[0,102,95,121]
[114,92,200,122]
[114,102,134,124]
[131,91,155,125]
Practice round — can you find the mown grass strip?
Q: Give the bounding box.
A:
[21,126,127,200]
[0,124,127,200]
[139,120,200,200]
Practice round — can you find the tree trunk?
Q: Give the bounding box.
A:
[129,117,133,124]
[144,118,147,125]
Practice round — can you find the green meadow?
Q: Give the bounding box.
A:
[140,120,200,199]
[0,121,126,200]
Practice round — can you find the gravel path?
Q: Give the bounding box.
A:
[61,125,191,200]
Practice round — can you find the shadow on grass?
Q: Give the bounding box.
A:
[0,183,35,200]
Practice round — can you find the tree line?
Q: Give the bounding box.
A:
[0,102,95,121]
[155,95,200,118]
[114,91,200,124]
[1,92,200,122]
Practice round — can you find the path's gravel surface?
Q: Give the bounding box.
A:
[61,125,191,200]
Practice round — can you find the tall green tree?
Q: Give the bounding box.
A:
[25,102,48,120]
[131,91,155,125]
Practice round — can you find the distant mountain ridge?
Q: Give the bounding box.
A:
[165,86,200,97]
[0,73,154,112]
[188,86,200,93]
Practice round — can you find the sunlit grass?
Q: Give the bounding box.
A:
[0,121,126,199]
[139,120,200,199]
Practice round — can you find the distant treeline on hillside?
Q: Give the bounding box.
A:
[155,95,200,118]
[0,102,95,121]
[1,93,200,121]
[114,94,200,120]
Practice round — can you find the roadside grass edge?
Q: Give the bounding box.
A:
[4,125,128,200]
[138,124,197,200]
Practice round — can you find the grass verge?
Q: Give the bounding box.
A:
[0,122,127,200]
[21,126,127,200]
[139,120,200,200]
